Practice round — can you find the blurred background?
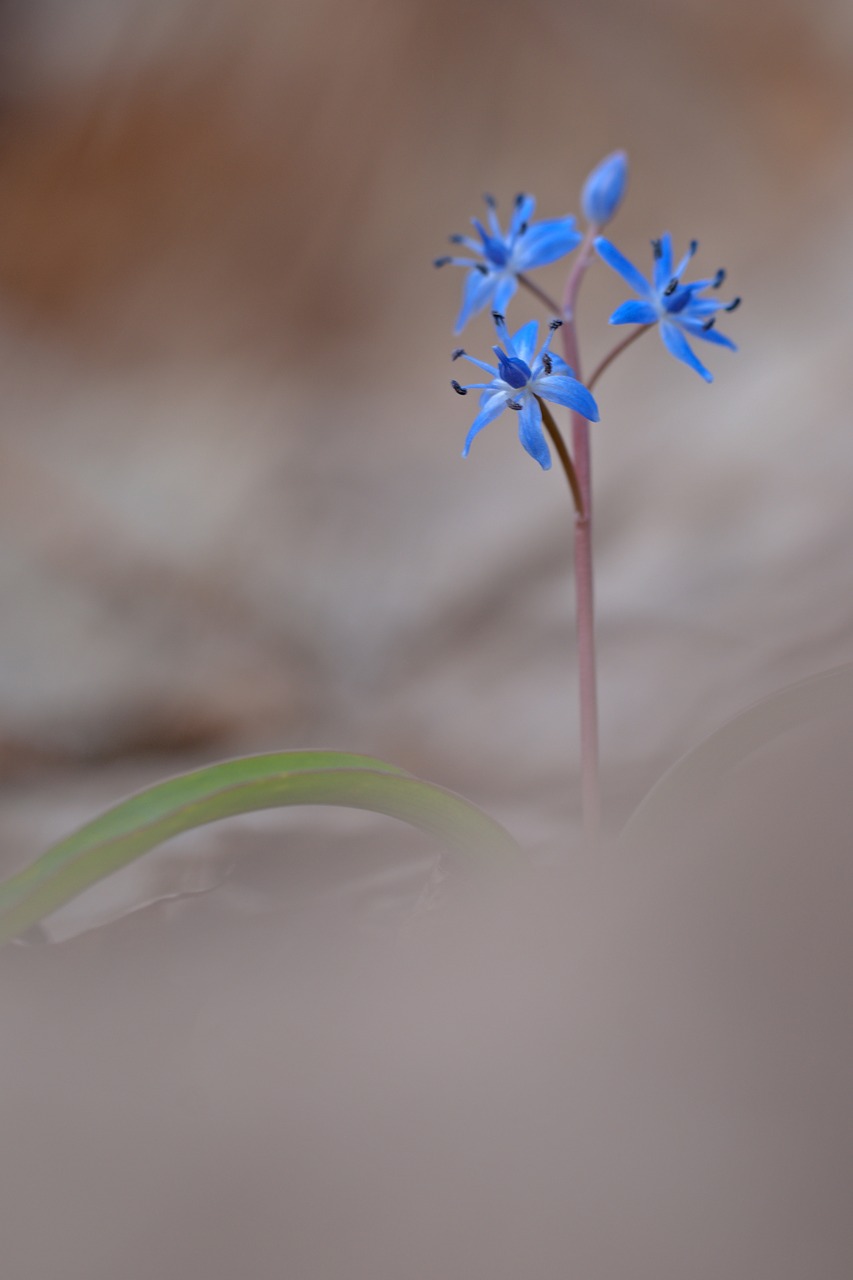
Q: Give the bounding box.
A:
[2,3,853,1277]
[0,0,852,847]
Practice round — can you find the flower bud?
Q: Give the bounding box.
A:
[581,150,628,228]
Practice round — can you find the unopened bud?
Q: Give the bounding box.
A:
[581,150,628,228]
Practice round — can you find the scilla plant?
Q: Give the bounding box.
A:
[436,151,739,845]
[0,151,739,944]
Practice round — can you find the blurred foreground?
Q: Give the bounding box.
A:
[3,694,853,1278]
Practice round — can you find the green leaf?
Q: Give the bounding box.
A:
[0,750,521,944]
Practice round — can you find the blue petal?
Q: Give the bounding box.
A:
[456,352,499,376]
[455,269,497,334]
[484,199,502,239]
[512,320,539,365]
[681,297,721,319]
[514,217,582,270]
[653,232,673,291]
[539,375,600,422]
[659,321,713,382]
[609,299,658,326]
[686,275,721,292]
[491,312,514,356]
[462,390,509,457]
[594,237,652,297]
[472,219,510,267]
[517,395,551,469]
[681,320,738,351]
[673,240,698,280]
[509,193,537,238]
[449,234,482,253]
[492,274,518,316]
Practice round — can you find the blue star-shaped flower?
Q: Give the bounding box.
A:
[450,313,599,470]
[435,194,582,334]
[595,232,741,382]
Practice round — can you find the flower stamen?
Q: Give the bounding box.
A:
[595,231,740,382]
[437,193,583,332]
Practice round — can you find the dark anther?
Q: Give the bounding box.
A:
[434,256,451,268]
[518,222,529,236]
[651,238,663,259]
[449,234,465,244]
[451,380,468,396]
[492,311,506,325]
[712,268,726,289]
[515,193,526,206]
[542,354,553,374]
[475,264,489,274]
[725,296,741,313]
[451,348,466,361]
[702,317,716,331]
[506,398,523,411]
[484,193,497,208]
[549,318,564,330]
[689,239,699,256]
[663,277,679,296]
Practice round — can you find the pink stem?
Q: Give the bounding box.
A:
[561,228,601,848]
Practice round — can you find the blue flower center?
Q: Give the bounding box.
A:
[663,285,693,315]
[473,220,511,268]
[495,349,531,388]
[483,236,510,267]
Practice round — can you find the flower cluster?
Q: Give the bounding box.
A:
[436,151,739,466]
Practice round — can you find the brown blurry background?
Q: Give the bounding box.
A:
[1,3,853,1276]
[1,0,851,835]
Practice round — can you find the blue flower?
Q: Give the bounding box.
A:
[435,194,582,334]
[450,313,600,470]
[595,233,741,382]
[581,151,628,228]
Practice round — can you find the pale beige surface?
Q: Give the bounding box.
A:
[3,729,853,1279]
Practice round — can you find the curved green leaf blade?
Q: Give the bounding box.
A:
[0,750,521,944]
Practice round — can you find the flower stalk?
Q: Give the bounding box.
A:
[561,226,601,848]
[518,273,563,317]
[587,325,652,392]
[537,398,584,518]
